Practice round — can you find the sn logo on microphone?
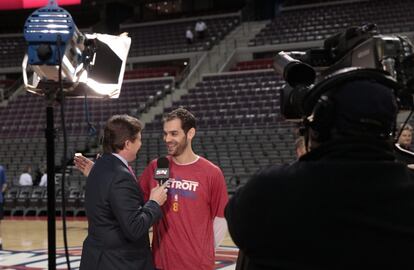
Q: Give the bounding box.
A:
[155,169,168,176]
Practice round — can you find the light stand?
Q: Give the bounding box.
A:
[22,2,131,268]
[45,93,57,270]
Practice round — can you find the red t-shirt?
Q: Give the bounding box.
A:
[139,156,228,270]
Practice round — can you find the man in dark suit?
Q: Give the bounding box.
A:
[80,114,168,270]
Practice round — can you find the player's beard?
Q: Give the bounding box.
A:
[167,136,188,157]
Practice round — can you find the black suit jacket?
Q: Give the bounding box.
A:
[80,153,162,270]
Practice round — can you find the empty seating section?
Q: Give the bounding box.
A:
[0,78,20,101]
[0,135,88,216]
[250,0,414,46]
[195,127,296,192]
[0,78,174,138]
[0,79,15,89]
[124,66,179,79]
[0,36,25,68]
[3,173,86,217]
[230,58,273,71]
[0,15,239,68]
[123,16,240,57]
[0,136,89,185]
[150,70,283,130]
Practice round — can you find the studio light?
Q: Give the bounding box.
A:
[22,0,131,98]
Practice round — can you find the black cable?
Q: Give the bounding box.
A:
[56,35,71,270]
[83,93,96,137]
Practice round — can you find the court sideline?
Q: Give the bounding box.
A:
[0,217,238,269]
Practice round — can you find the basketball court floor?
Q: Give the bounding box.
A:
[0,217,238,269]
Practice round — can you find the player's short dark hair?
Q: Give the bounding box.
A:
[163,108,196,134]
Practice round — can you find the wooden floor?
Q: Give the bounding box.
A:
[2,217,236,251]
[2,218,88,251]
[0,217,238,270]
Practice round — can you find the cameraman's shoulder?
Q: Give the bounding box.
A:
[253,162,296,181]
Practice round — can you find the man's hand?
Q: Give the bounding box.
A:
[149,182,168,206]
[74,153,95,177]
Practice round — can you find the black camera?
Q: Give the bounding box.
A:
[275,24,414,120]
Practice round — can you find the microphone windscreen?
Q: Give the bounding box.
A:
[157,157,169,169]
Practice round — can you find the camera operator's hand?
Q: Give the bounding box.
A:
[149,182,168,206]
[407,164,414,170]
[74,153,95,177]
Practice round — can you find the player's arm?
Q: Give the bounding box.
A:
[210,168,229,247]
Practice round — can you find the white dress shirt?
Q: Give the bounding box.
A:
[19,173,33,186]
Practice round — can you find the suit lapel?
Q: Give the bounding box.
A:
[107,154,139,186]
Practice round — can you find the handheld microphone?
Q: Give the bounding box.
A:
[154,157,170,185]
